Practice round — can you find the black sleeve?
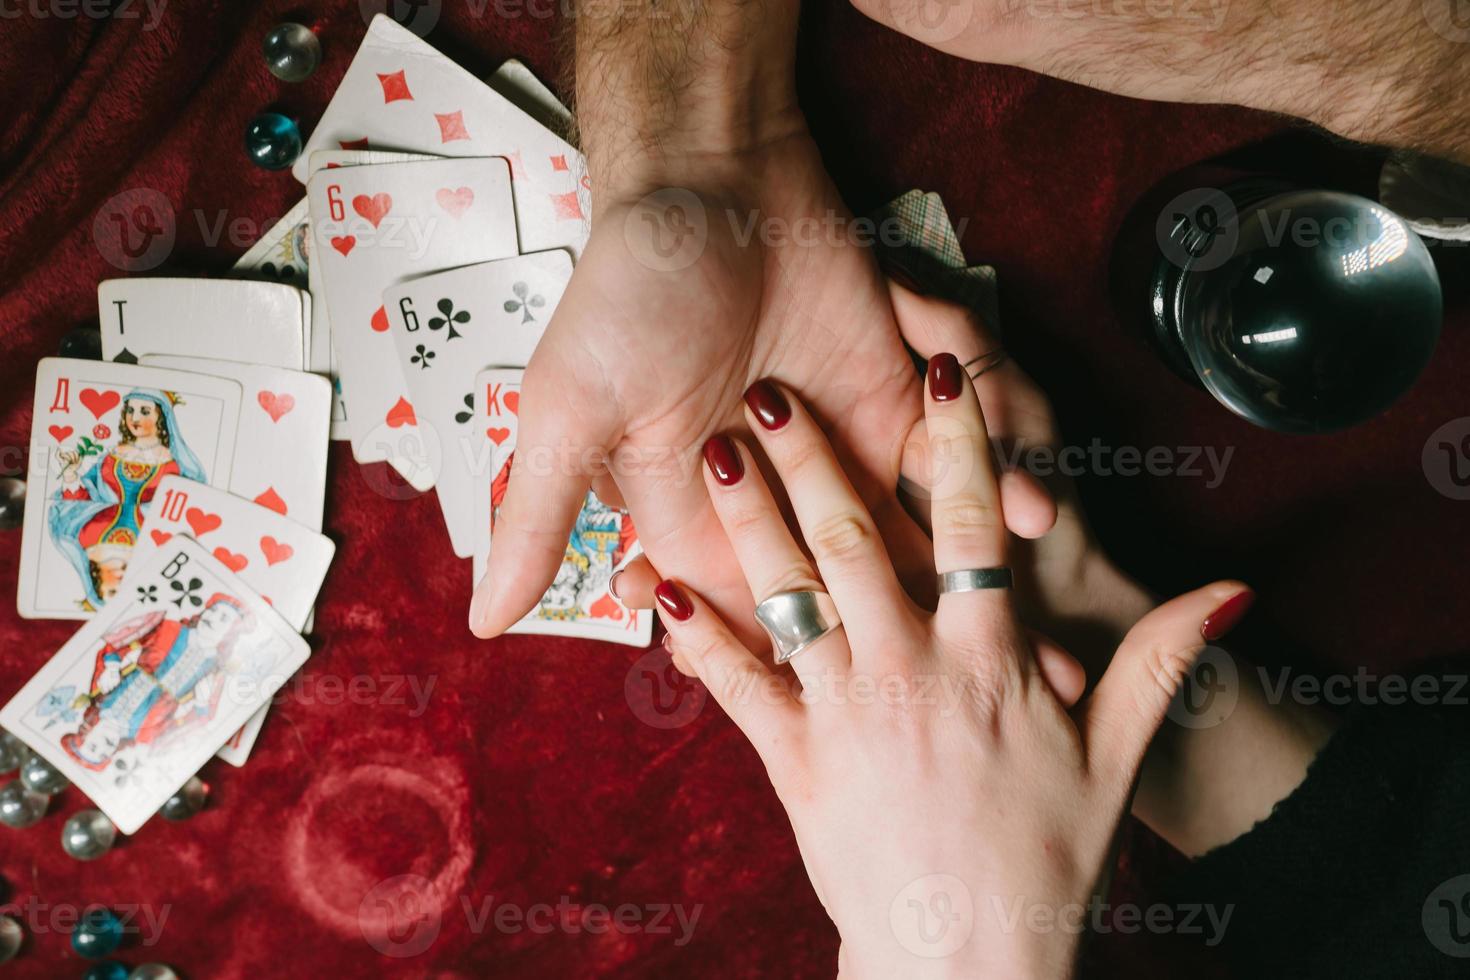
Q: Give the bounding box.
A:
[1165,703,1470,979]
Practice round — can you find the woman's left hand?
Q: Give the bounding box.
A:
[655,359,1249,978]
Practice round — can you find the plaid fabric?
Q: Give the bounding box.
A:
[871,190,1001,330]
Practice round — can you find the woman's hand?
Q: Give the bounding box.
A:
[58,448,81,483]
[655,362,1249,977]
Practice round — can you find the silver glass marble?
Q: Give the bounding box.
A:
[753,590,842,665]
[61,809,117,861]
[263,23,322,83]
[159,776,208,821]
[129,964,180,980]
[0,781,47,829]
[0,914,21,963]
[0,729,25,773]
[19,753,68,795]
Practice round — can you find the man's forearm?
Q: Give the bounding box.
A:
[573,0,805,202]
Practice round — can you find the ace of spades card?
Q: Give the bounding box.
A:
[382,249,573,557]
[18,359,243,621]
[292,15,590,260]
[0,537,310,834]
[472,369,651,647]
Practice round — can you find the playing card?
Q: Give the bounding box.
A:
[294,15,591,260]
[310,149,439,173]
[383,249,573,556]
[487,58,573,139]
[308,157,520,486]
[98,278,308,371]
[472,369,651,647]
[138,356,331,533]
[231,198,311,289]
[18,359,243,621]
[128,477,335,766]
[0,537,310,833]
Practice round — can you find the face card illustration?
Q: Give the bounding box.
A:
[140,356,331,534]
[293,15,591,259]
[98,278,307,371]
[19,359,243,620]
[128,477,335,767]
[0,537,310,834]
[383,249,572,556]
[307,157,519,487]
[472,369,651,647]
[231,197,311,289]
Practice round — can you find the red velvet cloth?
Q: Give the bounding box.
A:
[1,2,1466,977]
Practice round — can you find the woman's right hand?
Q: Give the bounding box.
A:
[58,448,81,482]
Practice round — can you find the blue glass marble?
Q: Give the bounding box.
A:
[0,479,23,531]
[128,965,179,980]
[0,914,20,963]
[264,23,322,83]
[61,809,117,861]
[0,729,24,771]
[19,752,68,795]
[245,113,303,171]
[83,962,129,980]
[0,780,48,829]
[72,908,123,959]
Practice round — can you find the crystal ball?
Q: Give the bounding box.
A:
[19,752,68,795]
[128,965,180,980]
[245,112,303,171]
[0,780,48,829]
[71,908,123,959]
[0,915,20,963]
[84,962,130,980]
[1175,190,1442,433]
[62,809,117,861]
[0,729,25,771]
[0,478,24,531]
[263,23,322,83]
[59,324,103,360]
[159,776,208,821]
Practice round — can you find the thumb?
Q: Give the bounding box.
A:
[1079,581,1254,783]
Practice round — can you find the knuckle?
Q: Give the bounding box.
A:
[761,561,824,598]
[933,493,1000,544]
[778,434,829,480]
[806,512,875,563]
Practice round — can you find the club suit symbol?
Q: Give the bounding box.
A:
[503,282,545,323]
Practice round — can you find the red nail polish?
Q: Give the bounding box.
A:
[743,380,791,431]
[927,353,964,402]
[654,580,694,621]
[702,435,744,485]
[1202,591,1255,641]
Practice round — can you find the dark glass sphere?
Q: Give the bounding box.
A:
[245,112,303,171]
[59,324,103,360]
[1172,190,1442,433]
[71,908,123,959]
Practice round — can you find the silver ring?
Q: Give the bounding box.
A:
[754,590,843,664]
[964,349,1008,379]
[937,568,1013,594]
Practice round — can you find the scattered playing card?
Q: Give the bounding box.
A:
[0,536,311,833]
[487,58,573,139]
[294,15,590,259]
[138,355,332,534]
[98,278,308,371]
[472,369,651,647]
[308,156,520,486]
[19,359,243,620]
[129,476,335,766]
[383,249,573,556]
[231,198,311,289]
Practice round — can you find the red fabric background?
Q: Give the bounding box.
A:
[1,2,1466,977]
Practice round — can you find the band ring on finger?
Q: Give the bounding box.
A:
[937,567,1014,594]
[754,590,843,664]
[965,349,1007,379]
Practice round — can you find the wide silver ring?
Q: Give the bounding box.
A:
[754,590,843,665]
[937,568,1014,594]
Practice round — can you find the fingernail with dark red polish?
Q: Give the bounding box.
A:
[1202,590,1255,641]
[654,580,694,621]
[744,380,791,431]
[702,434,744,485]
[928,353,964,402]
[609,569,624,599]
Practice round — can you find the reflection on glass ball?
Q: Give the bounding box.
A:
[71,908,123,959]
[0,780,49,829]
[83,962,130,980]
[245,112,303,171]
[1171,190,1442,433]
[62,809,117,861]
[19,753,68,795]
[264,23,322,83]
[0,914,21,963]
[128,964,180,980]
[0,729,25,772]
[159,776,208,821]
[0,479,24,532]
[60,324,103,360]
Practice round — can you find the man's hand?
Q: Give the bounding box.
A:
[855,0,1470,162]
